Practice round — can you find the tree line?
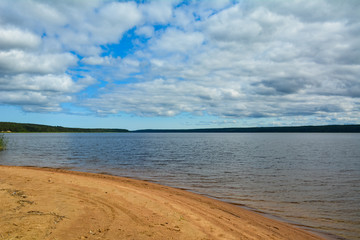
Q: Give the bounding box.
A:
[0,122,128,133]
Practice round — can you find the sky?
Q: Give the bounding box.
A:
[0,0,359,130]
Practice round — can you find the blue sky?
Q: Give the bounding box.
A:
[0,0,359,130]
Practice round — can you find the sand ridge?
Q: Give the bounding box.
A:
[0,165,325,240]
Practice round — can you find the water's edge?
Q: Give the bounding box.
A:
[1,164,340,240]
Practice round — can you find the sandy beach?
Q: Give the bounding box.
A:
[0,165,324,240]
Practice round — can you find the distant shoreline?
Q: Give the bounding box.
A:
[1,122,359,133]
[134,124,360,133]
[0,122,128,133]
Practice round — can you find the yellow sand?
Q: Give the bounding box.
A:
[0,165,324,240]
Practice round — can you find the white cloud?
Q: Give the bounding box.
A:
[0,0,143,111]
[149,28,204,54]
[0,0,359,125]
[0,72,96,112]
[84,78,223,116]
[0,50,77,74]
[94,2,142,43]
[136,25,154,38]
[81,56,121,66]
[0,26,41,50]
[0,89,71,112]
[0,74,84,92]
[139,0,174,24]
[204,5,263,43]
[82,0,359,124]
[0,0,143,55]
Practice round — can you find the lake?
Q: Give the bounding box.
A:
[0,133,359,239]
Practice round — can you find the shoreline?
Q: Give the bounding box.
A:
[0,165,326,239]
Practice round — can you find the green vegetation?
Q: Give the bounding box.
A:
[135,125,360,133]
[0,122,128,133]
[0,134,6,151]
[1,122,359,133]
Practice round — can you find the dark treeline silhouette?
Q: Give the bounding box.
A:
[1,122,359,133]
[0,122,128,133]
[135,125,360,133]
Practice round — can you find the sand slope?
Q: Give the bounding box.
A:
[0,166,324,240]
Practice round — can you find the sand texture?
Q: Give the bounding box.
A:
[0,166,324,240]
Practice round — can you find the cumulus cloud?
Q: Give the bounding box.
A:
[136,25,155,38]
[0,0,359,125]
[81,56,121,66]
[85,78,227,116]
[139,0,174,24]
[0,0,142,111]
[84,0,359,124]
[0,73,96,111]
[0,50,77,74]
[0,74,91,92]
[0,26,41,50]
[0,89,71,112]
[149,28,204,54]
[0,0,143,55]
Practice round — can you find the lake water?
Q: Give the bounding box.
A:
[0,133,359,239]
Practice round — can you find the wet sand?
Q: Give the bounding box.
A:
[0,165,325,240]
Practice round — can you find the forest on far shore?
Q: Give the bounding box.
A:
[0,122,128,133]
[1,122,360,133]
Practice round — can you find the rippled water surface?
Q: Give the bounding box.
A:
[1,133,359,239]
